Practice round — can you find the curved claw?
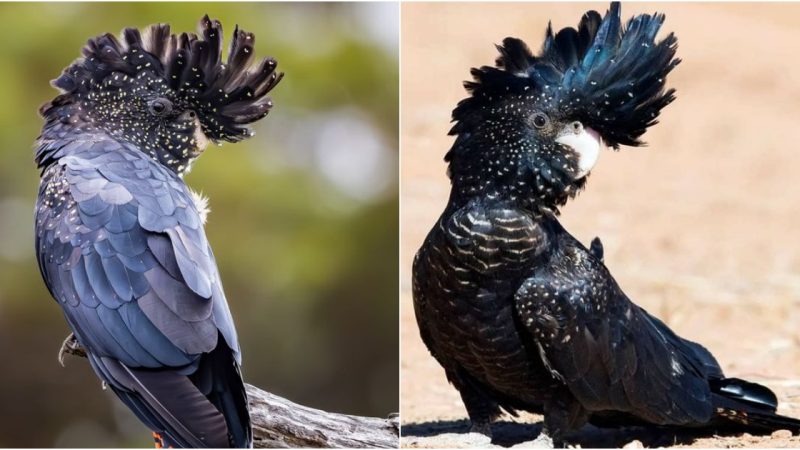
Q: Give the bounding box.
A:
[57,333,86,367]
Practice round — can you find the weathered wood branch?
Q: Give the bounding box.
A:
[247,384,399,448]
[61,343,399,448]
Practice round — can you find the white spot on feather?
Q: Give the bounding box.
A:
[670,356,684,376]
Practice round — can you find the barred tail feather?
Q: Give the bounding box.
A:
[712,377,800,434]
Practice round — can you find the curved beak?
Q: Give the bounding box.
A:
[556,122,604,178]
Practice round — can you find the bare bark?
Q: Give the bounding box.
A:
[247,384,399,448]
[61,343,399,448]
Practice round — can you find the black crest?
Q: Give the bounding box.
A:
[50,15,283,142]
[452,2,679,149]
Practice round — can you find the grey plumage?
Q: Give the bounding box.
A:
[34,15,281,448]
[38,139,231,366]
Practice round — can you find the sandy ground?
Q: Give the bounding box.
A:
[400,3,800,448]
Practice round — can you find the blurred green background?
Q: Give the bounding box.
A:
[0,2,398,447]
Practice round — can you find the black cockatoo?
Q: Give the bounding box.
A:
[412,2,800,445]
[34,16,281,448]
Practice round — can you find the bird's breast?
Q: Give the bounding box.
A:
[413,228,555,404]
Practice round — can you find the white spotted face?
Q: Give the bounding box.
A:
[555,122,604,179]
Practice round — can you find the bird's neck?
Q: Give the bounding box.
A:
[446,159,576,216]
[446,181,565,218]
[36,100,199,175]
[35,101,98,170]
[445,129,583,214]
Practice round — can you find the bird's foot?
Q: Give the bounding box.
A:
[153,432,166,449]
[57,333,86,367]
[512,431,556,449]
[469,421,492,437]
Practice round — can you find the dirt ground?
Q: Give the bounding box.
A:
[400,3,800,448]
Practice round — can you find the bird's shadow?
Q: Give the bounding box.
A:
[401,419,755,448]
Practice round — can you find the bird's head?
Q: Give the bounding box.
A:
[446,2,679,211]
[41,15,282,173]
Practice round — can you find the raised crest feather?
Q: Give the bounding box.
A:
[47,15,283,142]
[494,38,534,75]
[452,2,679,149]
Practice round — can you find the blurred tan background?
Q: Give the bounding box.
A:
[0,2,398,447]
[401,2,800,447]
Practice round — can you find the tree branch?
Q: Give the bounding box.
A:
[247,384,399,448]
[61,343,399,448]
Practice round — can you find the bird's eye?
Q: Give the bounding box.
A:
[147,98,173,116]
[531,112,549,129]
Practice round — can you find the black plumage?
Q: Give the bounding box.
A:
[413,2,800,445]
[34,16,282,448]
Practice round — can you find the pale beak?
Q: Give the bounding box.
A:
[555,122,604,179]
[189,115,210,152]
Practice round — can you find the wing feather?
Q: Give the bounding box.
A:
[515,248,715,425]
[35,137,249,446]
[35,139,230,363]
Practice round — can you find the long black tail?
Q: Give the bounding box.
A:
[712,377,800,433]
[88,339,252,448]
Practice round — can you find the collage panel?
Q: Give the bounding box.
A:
[0,2,398,448]
[401,2,800,448]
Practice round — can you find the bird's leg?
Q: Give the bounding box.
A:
[57,332,86,366]
[540,393,587,448]
[469,420,493,436]
[460,388,497,439]
[451,373,498,445]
